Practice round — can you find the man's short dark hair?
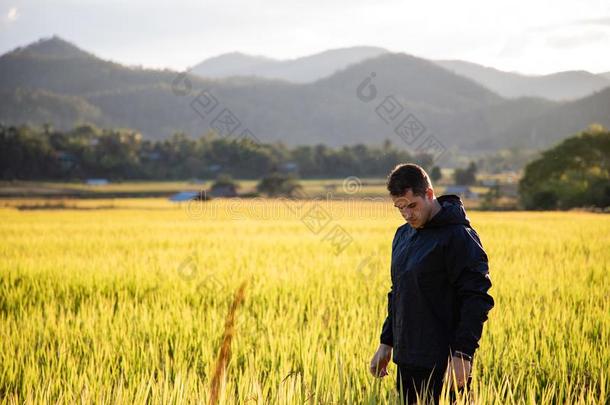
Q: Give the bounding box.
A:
[386,163,432,197]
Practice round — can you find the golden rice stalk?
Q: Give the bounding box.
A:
[208,281,247,405]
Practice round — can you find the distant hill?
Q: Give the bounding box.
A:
[190,52,276,78]
[496,87,610,149]
[190,46,389,83]
[1,36,609,152]
[0,88,102,128]
[435,60,610,101]
[0,37,178,96]
[7,35,97,60]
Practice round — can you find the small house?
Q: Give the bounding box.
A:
[85,178,109,186]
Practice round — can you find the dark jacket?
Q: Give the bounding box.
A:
[380,194,494,368]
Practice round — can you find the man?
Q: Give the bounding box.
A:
[369,163,494,404]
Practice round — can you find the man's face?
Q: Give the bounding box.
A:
[391,188,434,229]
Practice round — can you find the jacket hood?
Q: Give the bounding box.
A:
[422,194,471,229]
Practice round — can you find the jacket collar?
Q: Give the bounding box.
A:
[420,194,471,229]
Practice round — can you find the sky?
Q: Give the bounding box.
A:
[1,0,609,75]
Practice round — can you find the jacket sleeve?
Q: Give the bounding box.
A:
[380,288,393,346]
[380,227,403,346]
[445,226,494,357]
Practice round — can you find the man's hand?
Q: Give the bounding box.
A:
[369,344,392,377]
[445,356,471,388]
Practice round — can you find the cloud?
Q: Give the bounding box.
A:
[529,15,610,33]
[526,15,610,51]
[571,16,610,26]
[546,30,608,49]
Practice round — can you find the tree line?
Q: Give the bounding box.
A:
[519,125,609,209]
[0,124,437,180]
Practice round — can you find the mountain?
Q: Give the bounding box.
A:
[600,72,610,81]
[495,87,610,149]
[7,35,96,60]
[190,46,388,83]
[435,60,610,101]
[189,52,276,78]
[0,88,102,128]
[1,36,608,152]
[0,37,180,96]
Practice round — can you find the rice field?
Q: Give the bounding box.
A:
[0,198,608,404]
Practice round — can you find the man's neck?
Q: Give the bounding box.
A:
[429,198,442,220]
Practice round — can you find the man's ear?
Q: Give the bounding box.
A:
[426,187,435,200]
